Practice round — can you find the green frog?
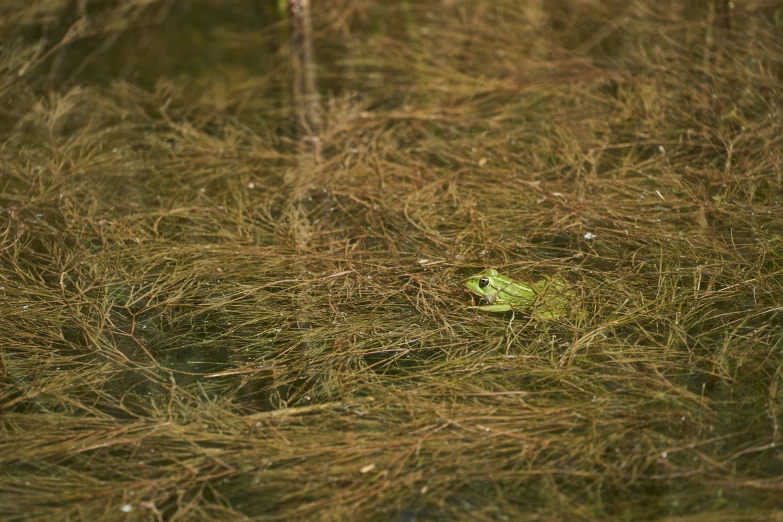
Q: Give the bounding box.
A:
[464,268,569,320]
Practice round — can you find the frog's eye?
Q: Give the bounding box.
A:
[479,277,490,288]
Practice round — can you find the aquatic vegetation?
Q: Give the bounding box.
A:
[1,1,782,520]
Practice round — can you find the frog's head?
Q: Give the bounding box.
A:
[465,268,501,304]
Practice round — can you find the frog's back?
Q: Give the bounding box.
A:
[530,277,571,320]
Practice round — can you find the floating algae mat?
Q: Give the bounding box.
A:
[1,1,783,520]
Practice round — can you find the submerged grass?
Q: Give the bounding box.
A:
[1,0,783,520]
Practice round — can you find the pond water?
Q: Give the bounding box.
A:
[1,1,782,520]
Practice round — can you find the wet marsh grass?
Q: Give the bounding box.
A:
[2,0,783,520]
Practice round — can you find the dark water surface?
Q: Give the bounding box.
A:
[1,1,783,520]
